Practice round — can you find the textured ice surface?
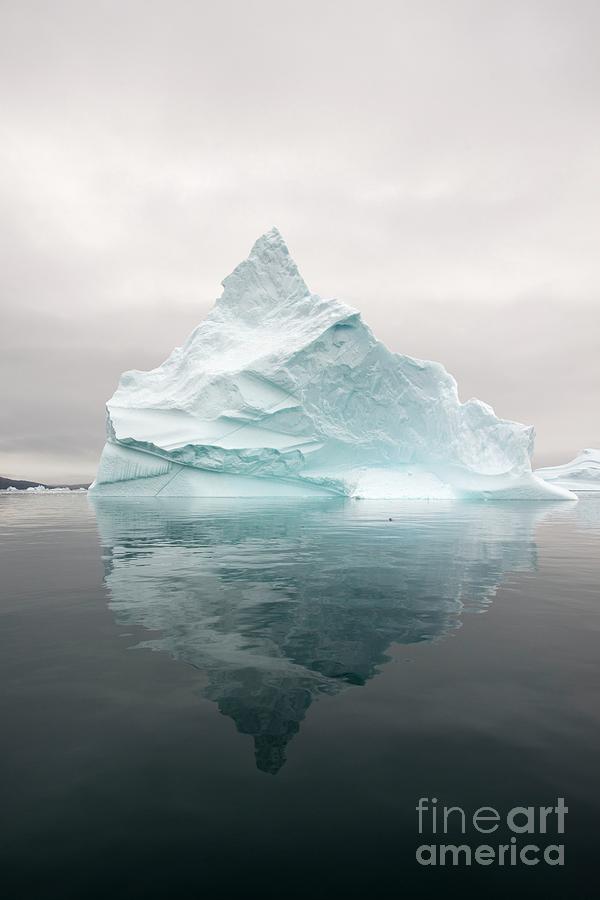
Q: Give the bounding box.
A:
[536,449,600,492]
[91,229,575,499]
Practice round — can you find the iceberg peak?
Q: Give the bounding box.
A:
[251,225,287,254]
[219,226,310,313]
[91,231,576,500]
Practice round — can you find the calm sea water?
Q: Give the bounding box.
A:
[1,493,599,899]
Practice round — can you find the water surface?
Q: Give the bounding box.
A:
[1,494,599,898]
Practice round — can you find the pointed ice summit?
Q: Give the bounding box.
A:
[90,229,575,500]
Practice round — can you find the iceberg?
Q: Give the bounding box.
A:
[90,229,575,500]
[1,484,86,493]
[535,449,600,493]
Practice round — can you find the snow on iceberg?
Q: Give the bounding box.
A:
[535,449,600,493]
[90,228,575,500]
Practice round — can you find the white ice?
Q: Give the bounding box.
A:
[535,449,600,493]
[90,229,576,500]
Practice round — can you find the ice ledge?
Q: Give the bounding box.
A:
[89,442,577,500]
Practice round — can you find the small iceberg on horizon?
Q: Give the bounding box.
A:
[536,449,600,493]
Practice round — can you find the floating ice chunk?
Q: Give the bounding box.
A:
[1,485,87,493]
[535,449,600,493]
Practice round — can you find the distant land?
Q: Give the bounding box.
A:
[0,476,90,491]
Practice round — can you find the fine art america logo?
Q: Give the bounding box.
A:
[416,797,568,866]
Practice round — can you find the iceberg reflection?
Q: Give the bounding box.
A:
[91,499,553,773]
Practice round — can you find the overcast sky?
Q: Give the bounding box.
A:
[1,0,599,482]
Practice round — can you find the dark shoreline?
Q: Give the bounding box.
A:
[0,476,90,491]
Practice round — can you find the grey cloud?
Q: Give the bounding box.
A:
[0,0,599,480]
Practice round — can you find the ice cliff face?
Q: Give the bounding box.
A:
[91,228,575,499]
[536,449,600,493]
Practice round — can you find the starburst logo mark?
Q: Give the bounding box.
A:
[415,797,567,866]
